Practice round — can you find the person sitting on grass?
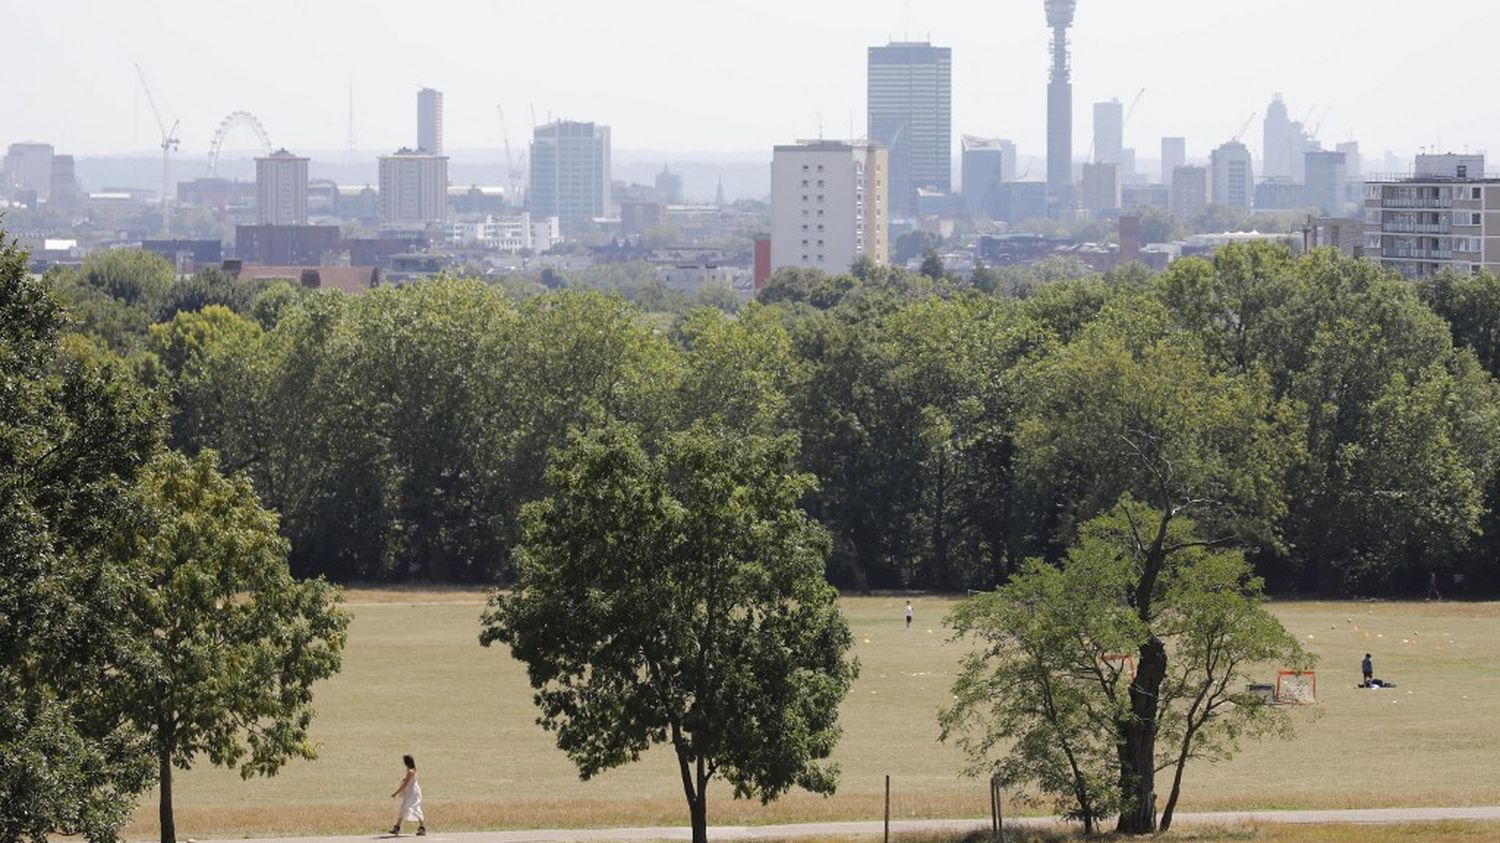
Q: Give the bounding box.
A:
[389,754,426,836]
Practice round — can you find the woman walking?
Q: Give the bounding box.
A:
[389,754,426,836]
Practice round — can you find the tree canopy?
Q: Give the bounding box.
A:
[481,422,856,843]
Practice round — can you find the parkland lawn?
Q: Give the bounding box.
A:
[126,593,1500,839]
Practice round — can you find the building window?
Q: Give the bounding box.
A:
[1473,212,1483,225]
[1473,187,1483,200]
[802,254,809,261]
[817,254,824,261]
[817,180,825,187]
[817,240,824,247]
[802,180,809,187]
[802,165,809,172]
[801,224,808,231]
[817,165,825,172]
[817,195,825,202]
[802,195,809,202]
[801,239,809,246]
[817,224,824,231]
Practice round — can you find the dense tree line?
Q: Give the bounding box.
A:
[44,243,1500,595]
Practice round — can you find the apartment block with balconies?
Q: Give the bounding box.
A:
[1363,154,1499,278]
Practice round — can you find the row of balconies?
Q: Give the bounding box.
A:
[1383,222,1450,234]
[1380,196,1454,208]
[1386,248,1453,260]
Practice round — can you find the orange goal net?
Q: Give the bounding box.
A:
[1274,670,1317,704]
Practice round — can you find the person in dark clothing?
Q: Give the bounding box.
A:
[1361,653,1373,688]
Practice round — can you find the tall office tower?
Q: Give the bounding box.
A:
[770,140,888,273]
[529,120,611,234]
[961,135,1007,217]
[1304,150,1348,216]
[47,154,80,211]
[655,165,684,204]
[1210,140,1254,210]
[378,148,449,225]
[867,41,952,218]
[417,88,443,154]
[1079,162,1120,214]
[1045,0,1077,211]
[1161,137,1186,187]
[1094,99,1123,164]
[1170,165,1208,217]
[255,148,309,225]
[5,142,54,199]
[1263,94,1294,181]
[997,138,1018,181]
[1337,141,1362,181]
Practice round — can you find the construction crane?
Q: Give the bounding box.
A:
[497,106,525,209]
[1122,88,1146,129]
[1309,106,1334,140]
[1232,111,1258,143]
[134,63,179,235]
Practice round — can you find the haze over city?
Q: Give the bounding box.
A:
[3,0,1493,161]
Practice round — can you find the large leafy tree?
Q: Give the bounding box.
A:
[1015,296,1298,832]
[481,422,857,843]
[1156,246,1500,591]
[942,502,1307,834]
[113,450,349,843]
[0,237,162,841]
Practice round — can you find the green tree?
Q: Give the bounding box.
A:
[1015,297,1299,832]
[1417,268,1500,378]
[156,267,260,322]
[145,305,265,454]
[941,502,1307,834]
[919,248,946,280]
[115,450,349,843]
[75,248,176,310]
[1156,246,1500,591]
[1,235,163,842]
[480,422,857,843]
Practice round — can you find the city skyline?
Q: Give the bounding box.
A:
[3,0,1495,165]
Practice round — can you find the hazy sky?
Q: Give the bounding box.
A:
[3,0,1493,165]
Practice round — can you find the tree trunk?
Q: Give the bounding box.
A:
[158,742,176,843]
[1116,636,1167,834]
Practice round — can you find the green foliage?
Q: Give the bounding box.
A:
[0,237,162,842]
[1156,245,1500,591]
[920,249,946,280]
[941,501,1307,834]
[481,422,857,843]
[75,248,176,310]
[1417,269,1500,378]
[113,449,349,843]
[1017,291,1299,548]
[156,267,260,322]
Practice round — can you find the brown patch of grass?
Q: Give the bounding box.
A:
[125,597,1500,839]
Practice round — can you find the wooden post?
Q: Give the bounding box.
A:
[995,777,1004,843]
[884,774,890,843]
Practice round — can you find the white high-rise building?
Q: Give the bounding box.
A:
[771,140,888,273]
[1211,141,1254,210]
[868,41,951,217]
[1093,99,1123,164]
[417,88,443,155]
[255,148,309,225]
[379,148,449,225]
[1161,137,1186,187]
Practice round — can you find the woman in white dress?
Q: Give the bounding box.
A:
[389,754,426,836]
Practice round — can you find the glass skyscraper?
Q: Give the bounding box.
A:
[867,42,951,218]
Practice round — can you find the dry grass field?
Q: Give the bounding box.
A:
[125,592,1500,839]
[798,822,1500,843]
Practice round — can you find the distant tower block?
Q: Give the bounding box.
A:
[1045,0,1078,212]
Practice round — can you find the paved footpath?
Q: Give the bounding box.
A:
[206,806,1500,843]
